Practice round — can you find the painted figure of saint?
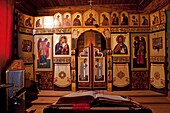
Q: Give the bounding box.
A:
[54,15,61,27]
[63,15,71,26]
[37,38,50,66]
[142,16,148,25]
[113,35,128,54]
[137,37,146,64]
[111,13,119,25]
[95,58,103,79]
[152,15,159,25]
[121,13,128,25]
[55,36,69,55]
[80,59,88,80]
[25,17,32,27]
[36,19,42,27]
[73,15,81,26]
[85,13,96,26]
[101,14,109,26]
[131,16,138,25]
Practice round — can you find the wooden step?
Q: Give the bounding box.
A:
[131,97,170,104]
[37,90,72,97]
[31,97,60,105]
[104,90,166,97]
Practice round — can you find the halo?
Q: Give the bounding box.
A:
[116,35,125,43]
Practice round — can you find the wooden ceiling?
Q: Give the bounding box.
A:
[15,0,154,15]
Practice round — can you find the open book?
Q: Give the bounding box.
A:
[56,91,132,106]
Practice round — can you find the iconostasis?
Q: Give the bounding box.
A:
[15,7,167,93]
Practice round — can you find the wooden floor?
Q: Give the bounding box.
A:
[26,90,170,113]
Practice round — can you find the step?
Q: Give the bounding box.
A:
[31,97,60,105]
[37,90,72,97]
[104,90,166,97]
[131,97,170,104]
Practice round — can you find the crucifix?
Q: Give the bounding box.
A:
[88,0,94,10]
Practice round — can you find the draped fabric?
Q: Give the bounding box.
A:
[7,70,24,97]
[0,0,14,80]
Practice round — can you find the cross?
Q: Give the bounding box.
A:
[88,0,94,10]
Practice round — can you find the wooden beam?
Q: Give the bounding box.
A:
[37,4,142,16]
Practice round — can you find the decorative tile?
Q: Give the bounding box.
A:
[36,71,53,90]
[131,71,149,90]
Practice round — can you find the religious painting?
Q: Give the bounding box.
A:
[71,56,76,69]
[34,35,52,71]
[113,63,130,87]
[18,34,34,63]
[129,14,139,26]
[23,14,34,28]
[72,12,82,27]
[103,28,110,38]
[140,14,149,26]
[44,16,53,28]
[78,57,89,82]
[78,48,90,82]
[111,34,130,57]
[83,9,99,27]
[54,13,62,28]
[149,31,166,57]
[100,12,110,27]
[120,11,129,26]
[150,64,165,89]
[62,12,71,27]
[160,9,166,24]
[111,11,119,26]
[150,11,160,26]
[25,64,34,80]
[131,33,148,70]
[34,17,44,28]
[18,12,24,27]
[54,64,71,87]
[53,34,71,57]
[93,48,105,82]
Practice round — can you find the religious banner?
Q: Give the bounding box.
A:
[34,35,52,71]
[53,34,71,57]
[54,64,71,87]
[150,64,165,89]
[111,33,130,57]
[131,33,148,70]
[113,63,130,87]
[149,31,166,57]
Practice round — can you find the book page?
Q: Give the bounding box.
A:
[63,91,96,98]
[95,94,130,101]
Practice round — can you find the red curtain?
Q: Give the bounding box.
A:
[0,0,14,72]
